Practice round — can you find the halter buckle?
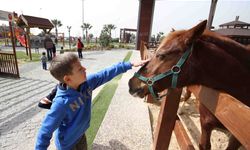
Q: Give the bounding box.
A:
[171,65,181,74]
[146,79,154,86]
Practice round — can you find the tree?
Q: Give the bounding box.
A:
[99,30,111,47]
[103,24,116,39]
[51,19,62,40]
[88,33,94,42]
[81,23,92,43]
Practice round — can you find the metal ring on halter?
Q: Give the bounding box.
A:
[171,65,181,74]
[146,79,154,86]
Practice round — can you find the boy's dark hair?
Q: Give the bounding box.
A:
[49,53,79,83]
[42,52,46,55]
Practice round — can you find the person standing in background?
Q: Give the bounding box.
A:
[52,43,56,58]
[44,34,53,61]
[77,38,84,59]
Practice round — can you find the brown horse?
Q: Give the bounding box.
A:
[128,20,250,149]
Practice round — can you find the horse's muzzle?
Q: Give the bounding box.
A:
[128,79,146,98]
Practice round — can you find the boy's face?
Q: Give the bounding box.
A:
[64,60,87,89]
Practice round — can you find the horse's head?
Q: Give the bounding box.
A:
[129,20,207,100]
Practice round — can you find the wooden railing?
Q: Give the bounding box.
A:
[153,86,250,149]
[188,85,250,148]
[0,51,19,78]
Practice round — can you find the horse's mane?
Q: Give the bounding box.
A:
[159,29,250,70]
[157,30,186,51]
[200,30,250,70]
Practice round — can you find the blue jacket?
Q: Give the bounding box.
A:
[35,62,132,150]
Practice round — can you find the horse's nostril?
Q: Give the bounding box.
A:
[129,89,134,95]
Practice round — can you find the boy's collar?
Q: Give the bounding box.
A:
[59,83,67,90]
[59,83,81,91]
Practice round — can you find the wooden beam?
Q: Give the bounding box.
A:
[8,17,19,78]
[136,0,155,50]
[153,88,182,150]
[26,27,32,60]
[188,85,250,149]
[174,117,195,150]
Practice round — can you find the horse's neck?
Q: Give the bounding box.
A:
[190,40,250,106]
[202,35,250,70]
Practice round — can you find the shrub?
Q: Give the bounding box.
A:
[99,30,111,47]
[111,38,119,43]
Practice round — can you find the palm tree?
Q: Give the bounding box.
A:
[103,24,116,38]
[51,19,62,39]
[81,23,92,43]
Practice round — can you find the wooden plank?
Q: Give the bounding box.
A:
[188,85,250,149]
[174,117,195,150]
[153,88,182,150]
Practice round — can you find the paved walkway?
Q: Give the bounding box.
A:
[0,49,132,150]
[93,51,153,150]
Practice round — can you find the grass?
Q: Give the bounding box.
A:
[86,51,133,149]
[16,51,41,63]
[8,46,134,64]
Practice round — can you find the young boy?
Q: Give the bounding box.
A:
[35,52,148,150]
[41,52,47,70]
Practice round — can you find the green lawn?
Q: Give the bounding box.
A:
[16,51,42,62]
[86,51,132,149]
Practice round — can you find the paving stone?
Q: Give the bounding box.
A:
[93,51,153,150]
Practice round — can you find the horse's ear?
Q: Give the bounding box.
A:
[171,28,175,32]
[184,20,207,45]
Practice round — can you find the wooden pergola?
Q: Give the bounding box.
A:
[16,14,54,60]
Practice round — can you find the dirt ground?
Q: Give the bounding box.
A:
[147,92,234,150]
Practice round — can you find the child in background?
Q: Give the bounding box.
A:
[35,52,148,150]
[40,52,47,70]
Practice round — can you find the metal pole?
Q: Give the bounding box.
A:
[207,0,218,30]
[67,26,71,50]
[82,0,85,41]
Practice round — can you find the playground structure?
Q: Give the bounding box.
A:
[0,12,19,78]
[14,27,28,47]
[0,10,54,78]
[0,25,45,49]
[16,14,54,60]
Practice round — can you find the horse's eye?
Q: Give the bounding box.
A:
[156,54,165,60]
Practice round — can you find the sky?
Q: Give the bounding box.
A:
[1,0,250,38]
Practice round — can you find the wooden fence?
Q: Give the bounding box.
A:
[0,51,19,78]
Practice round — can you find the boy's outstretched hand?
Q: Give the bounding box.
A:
[131,59,150,67]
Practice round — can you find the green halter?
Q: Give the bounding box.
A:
[134,45,193,100]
